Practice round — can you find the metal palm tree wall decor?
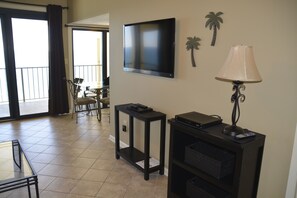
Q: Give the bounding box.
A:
[186,36,201,67]
[205,11,224,46]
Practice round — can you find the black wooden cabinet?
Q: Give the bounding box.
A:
[167,119,265,198]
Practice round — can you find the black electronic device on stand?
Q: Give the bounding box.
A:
[175,111,222,129]
[127,103,153,113]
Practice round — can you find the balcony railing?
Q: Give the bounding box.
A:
[17,66,49,102]
[0,66,49,103]
[74,64,102,83]
[0,64,101,103]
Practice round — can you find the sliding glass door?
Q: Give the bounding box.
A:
[0,8,48,120]
[12,18,49,116]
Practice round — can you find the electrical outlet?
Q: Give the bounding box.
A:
[122,125,127,132]
[122,120,127,132]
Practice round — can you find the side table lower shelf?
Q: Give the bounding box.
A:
[117,147,145,163]
[116,147,162,174]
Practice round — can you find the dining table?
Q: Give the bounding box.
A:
[76,82,109,121]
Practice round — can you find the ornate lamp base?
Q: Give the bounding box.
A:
[222,81,246,137]
[223,125,245,137]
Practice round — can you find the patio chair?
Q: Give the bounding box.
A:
[66,79,98,123]
[97,86,110,122]
[73,78,84,98]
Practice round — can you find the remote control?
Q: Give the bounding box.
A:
[235,132,256,139]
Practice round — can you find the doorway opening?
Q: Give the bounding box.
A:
[72,29,109,84]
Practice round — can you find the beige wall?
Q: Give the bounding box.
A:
[68,0,297,197]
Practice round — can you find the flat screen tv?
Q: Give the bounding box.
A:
[123,18,175,78]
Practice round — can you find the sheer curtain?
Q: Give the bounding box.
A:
[47,5,69,115]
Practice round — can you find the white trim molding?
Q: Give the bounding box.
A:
[286,123,297,198]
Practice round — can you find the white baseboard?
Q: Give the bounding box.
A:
[108,135,168,176]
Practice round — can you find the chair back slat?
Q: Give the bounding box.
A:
[66,79,81,101]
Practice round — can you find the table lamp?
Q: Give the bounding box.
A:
[215,45,262,136]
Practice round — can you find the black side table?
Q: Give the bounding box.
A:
[114,103,166,180]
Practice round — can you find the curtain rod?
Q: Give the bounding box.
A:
[65,23,109,30]
[0,0,68,9]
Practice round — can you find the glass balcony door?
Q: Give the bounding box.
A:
[12,18,49,116]
[0,9,48,120]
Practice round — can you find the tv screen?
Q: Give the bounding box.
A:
[123,18,175,78]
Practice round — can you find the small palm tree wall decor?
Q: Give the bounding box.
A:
[186,36,201,67]
[205,11,224,46]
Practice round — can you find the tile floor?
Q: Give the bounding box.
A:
[0,112,167,198]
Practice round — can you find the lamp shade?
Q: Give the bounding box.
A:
[216,45,262,83]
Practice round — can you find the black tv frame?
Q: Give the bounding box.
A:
[123,18,176,78]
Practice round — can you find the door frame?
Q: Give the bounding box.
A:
[0,8,48,120]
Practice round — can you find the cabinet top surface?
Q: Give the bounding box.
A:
[169,119,265,146]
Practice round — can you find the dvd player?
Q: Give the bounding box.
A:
[175,111,222,129]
